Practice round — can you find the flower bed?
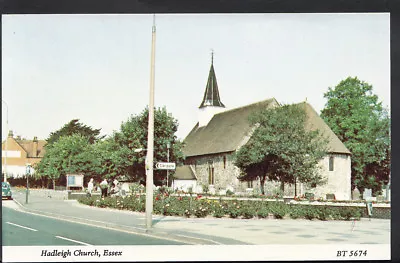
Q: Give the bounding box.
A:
[78,194,367,221]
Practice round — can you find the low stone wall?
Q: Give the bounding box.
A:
[67,191,101,200]
[22,188,69,200]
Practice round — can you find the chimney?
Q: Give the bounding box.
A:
[8,130,13,138]
[32,136,38,158]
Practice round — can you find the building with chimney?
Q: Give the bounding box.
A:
[2,131,46,178]
[173,56,352,200]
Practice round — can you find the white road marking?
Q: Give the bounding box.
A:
[7,203,196,244]
[55,235,92,246]
[6,222,38,232]
[175,234,223,245]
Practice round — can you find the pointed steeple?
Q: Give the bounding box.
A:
[199,51,225,108]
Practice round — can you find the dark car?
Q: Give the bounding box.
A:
[2,182,12,200]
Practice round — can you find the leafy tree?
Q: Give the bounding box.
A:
[234,103,328,195]
[88,137,132,182]
[321,77,390,195]
[46,119,104,146]
[112,106,185,185]
[35,134,92,189]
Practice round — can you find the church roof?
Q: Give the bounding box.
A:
[173,165,197,180]
[185,98,279,157]
[199,63,225,108]
[183,99,351,157]
[300,102,351,155]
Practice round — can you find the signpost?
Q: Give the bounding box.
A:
[366,201,373,221]
[155,162,176,170]
[66,174,84,190]
[26,164,31,204]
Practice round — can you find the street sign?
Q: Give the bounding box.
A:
[155,162,176,170]
[26,164,32,175]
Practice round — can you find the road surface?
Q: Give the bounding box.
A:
[2,202,186,246]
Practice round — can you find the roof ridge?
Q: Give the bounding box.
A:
[214,97,277,116]
[12,138,28,154]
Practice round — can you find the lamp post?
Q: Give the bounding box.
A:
[145,13,157,231]
[26,163,31,204]
[2,100,8,182]
[166,142,170,187]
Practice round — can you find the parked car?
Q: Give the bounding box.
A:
[2,182,12,200]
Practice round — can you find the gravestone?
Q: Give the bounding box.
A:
[352,188,361,200]
[363,188,372,200]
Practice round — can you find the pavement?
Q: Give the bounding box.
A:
[6,188,391,245]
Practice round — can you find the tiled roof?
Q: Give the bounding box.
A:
[184,98,279,157]
[16,139,47,158]
[300,102,351,155]
[173,165,197,180]
[183,99,350,157]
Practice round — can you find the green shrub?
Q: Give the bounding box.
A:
[270,203,287,219]
[227,202,242,218]
[213,205,226,218]
[316,206,329,221]
[184,209,192,218]
[241,204,257,219]
[339,207,362,221]
[257,206,270,218]
[304,207,317,220]
[78,194,367,222]
[289,205,304,219]
[193,204,209,218]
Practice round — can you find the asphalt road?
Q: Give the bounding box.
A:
[2,204,186,246]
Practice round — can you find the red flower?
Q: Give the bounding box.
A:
[197,195,202,199]
[155,197,159,201]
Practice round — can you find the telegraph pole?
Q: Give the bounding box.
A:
[145,14,156,230]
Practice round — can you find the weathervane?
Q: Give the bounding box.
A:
[211,49,214,64]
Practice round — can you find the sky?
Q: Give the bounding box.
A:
[1,13,390,142]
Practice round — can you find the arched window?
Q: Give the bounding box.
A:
[208,160,214,185]
[329,156,334,171]
[223,155,227,169]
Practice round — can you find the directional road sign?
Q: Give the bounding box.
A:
[155,162,176,170]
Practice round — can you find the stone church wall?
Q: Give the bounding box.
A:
[185,152,351,200]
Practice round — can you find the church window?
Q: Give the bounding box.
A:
[223,156,226,169]
[208,166,214,185]
[329,156,334,171]
[247,180,253,189]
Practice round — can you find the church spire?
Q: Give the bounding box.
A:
[199,50,225,108]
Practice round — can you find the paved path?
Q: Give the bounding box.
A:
[8,188,390,245]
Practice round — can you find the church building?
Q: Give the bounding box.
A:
[173,56,352,200]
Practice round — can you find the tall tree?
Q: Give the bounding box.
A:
[321,77,390,195]
[46,119,104,146]
[35,134,92,189]
[234,103,328,195]
[112,106,185,185]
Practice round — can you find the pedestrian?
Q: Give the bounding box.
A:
[100,178,108,199]
[87,178,94,197]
